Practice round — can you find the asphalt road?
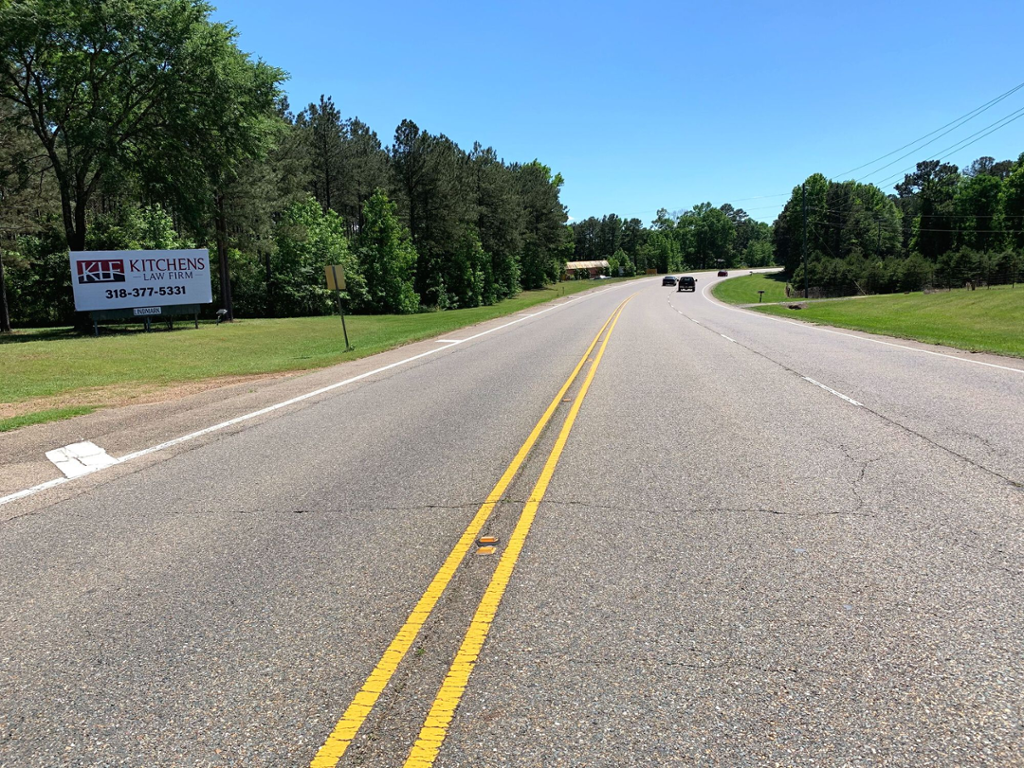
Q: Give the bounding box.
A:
[2,274,1023,767]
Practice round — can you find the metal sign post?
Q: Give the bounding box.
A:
[325,265,351,350]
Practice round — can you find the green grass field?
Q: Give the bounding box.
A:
[0,406,98,433]
[0,279,635,420]
[711,271,788,305]
[755,285,1024,358]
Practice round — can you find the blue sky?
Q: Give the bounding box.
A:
[211,0,1024,224]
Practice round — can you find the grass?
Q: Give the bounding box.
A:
[711,271,789,305]
[0,406,98,433]
[0,278,635,411]
[754,284,1024,358]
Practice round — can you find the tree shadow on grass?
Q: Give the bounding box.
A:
[0,327,78,344]
[1,321,210,344]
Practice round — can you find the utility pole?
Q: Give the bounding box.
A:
[801,183,809,299]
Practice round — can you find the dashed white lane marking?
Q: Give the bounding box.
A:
[1,281,643,509]
[721,334,736,343]
[802,377,862,407]
[699,279,1024,376]
[45,442,118,478]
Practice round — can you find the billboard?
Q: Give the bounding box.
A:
[69,249,213,312]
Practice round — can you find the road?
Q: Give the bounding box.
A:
[2,273,1023,767]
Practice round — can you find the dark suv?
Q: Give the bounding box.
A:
[662,275,677,286]
[677,276,696,292]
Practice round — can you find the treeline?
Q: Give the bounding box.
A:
[0,0,569,331]
[774,156,1024,296]
[570,203,774,275]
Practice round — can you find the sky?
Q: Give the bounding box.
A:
[210,0,1024,224]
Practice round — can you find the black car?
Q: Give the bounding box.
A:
[677,276,696,292]
[662,275,677,286]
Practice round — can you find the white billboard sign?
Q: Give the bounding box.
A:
[69,249,213,312]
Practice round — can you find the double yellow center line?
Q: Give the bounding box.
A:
[311,294,635,768]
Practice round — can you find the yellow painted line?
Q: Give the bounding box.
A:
[309,296,632,768]
[404,295,635,768]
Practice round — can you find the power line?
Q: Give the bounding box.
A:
[807,216,1024,234]
[856,103,1024,184]
[809,205,1006,219]
[869,108,1024,189]
[832,79,1024,178]
[582,86,1024,223]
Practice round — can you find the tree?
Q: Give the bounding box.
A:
[0,99,50,332]
[217,102,311,318]
[355,190,419,314]
[272,197,362,316]
[964,156,1015,179]
[896,161,960,261]
[516,161,569,289]
[299,95,345,213]
[680,203,735,269]
[338,118,391,233]
[597,214,622,257]
[470,144,523,300]
[954,173,1004,253]
[571,217,601,260]
[1000,161,1024,251]
[0,0,285,257]
[393,128,476,306]
[620,218,646,262]
[638,231,679,273]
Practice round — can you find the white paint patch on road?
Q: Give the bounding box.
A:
[721,334,736,343]
[691,319,701,325]
[45,441,118,478]
[1,280,642,510]
[434,339,462,344]
[802,377,863,407]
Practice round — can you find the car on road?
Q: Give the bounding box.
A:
[662,275,677,286]
[677,276,696,292]
[718,270,728,277]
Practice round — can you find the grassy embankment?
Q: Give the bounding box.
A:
[0,278,636,430]
[714,273,1024,358]
[711,271,789,305]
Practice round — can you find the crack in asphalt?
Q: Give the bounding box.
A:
[837,444,886,517]
[667,300,1024,490]
[543,498,875,518]
[523,654,810,677]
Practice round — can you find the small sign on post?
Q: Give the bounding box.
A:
[324,264,346,292]
[324,265,351,350]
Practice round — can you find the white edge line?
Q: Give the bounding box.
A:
[0,281,638,509]
[802,377,862,407]
[701,280,1024,375]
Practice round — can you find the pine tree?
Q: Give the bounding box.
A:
[356,190,419,314]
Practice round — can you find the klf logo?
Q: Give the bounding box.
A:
[77,259,125,284]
